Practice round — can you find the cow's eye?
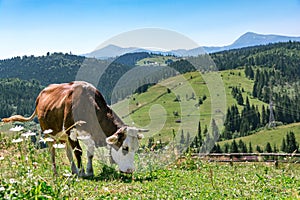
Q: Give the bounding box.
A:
[122,146,129,155]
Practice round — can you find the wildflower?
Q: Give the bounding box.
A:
[9,178,17,184]
[53,143,65,149]
[12,138,23,143]
[63,171,72,177]
[39,137,54,143]
[21,131,36,138]
[10,125,24,132]
[0,186,5,191]
[103,187,109,192]
[43,129,53,134]
[0,156,4,161]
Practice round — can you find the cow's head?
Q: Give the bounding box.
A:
[106,126,147,173]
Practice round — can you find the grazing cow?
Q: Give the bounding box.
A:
[2,81,147,176]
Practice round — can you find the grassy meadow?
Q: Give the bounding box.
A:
[0,125,299,199]
[1,69,300,199]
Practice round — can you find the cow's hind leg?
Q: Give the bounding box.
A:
[49,142,58,175]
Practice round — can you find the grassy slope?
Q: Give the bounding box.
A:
[113,68,270,145]
[112,71,212,143]
[136,55,179,66]
[219,122,300,149]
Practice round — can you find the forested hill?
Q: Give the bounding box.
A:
[1,41,300,119]
[210,41,300,80]
[0,53,85,86]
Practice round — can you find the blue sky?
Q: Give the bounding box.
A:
[0,0,300,59]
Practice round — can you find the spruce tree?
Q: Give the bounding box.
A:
[197,121,202,147]
[286,131,298,153]
[281,138,287,152]
[248,142,253,153]
[265,142,273,153]
[230,140,239,153]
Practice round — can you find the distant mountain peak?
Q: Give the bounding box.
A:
[84,32,300,58]
[231,32,300,48]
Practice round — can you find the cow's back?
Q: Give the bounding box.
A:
[36,81,122,146]
[36,82,78,133]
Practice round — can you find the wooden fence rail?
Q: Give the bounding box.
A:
[196,153,300,157]
[192,153,300,163]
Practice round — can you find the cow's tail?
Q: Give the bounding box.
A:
[2,110,37,123]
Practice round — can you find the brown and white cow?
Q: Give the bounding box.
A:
[2,81,147,176]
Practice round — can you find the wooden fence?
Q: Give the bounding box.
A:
[193,153,300,163]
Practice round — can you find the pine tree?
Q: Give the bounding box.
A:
[224,143,230,153]
[286,131,298,153]
[230,140,239,153]
[237,92,244,105]
[248,142,253,153]
[265,142,273,153]
[197,121,202,148]
[281,138,287,152]
[256,145,263,153]
[186,132,190,149]
[203,125,208,137]
[238,140,248,153]
[211,118,219,140]
[180,130,185,145]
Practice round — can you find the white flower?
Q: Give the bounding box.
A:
[21,131,36,138]
[9,178,17,184]
[63,173,72,177]
[12,138,23,143]
[0,186,5,191]
[0,156,4,161]
[39,137,54,143]
[10,125,24,132]
[53,143,65,149]
[103,187,109,192]
[43,129,53,134]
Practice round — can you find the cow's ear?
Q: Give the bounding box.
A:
[137,133,144,140]
[106,134,118,144]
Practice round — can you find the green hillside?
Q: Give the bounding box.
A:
[112,68,268,145]
[218,122,300,150]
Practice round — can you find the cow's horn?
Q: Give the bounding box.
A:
[138,129,149,133]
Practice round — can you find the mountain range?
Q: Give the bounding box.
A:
[84,32,300,58]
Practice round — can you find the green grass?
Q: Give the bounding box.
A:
[0,128,299,199]
[221,68,268,111]
[136,55,179,66]
[219,122,300,148]
[112,68,268,146]
[112,71,214,144]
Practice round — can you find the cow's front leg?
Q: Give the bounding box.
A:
[86,146,94,177]
[68,138,85,177]
[66,141,78,175]
[81,138,95,177]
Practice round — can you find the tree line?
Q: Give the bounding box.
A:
[0,78,43,119]
[213,131,299,154]
[210,41,300,81]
